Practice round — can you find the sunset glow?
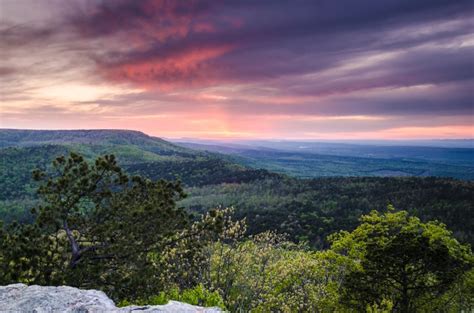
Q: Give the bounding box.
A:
[1,0,473,140]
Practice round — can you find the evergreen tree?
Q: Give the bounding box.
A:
[0,153,224,300]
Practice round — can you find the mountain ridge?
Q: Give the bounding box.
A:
[1,129,473,247]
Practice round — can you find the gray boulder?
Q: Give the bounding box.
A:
[0,284,222,313]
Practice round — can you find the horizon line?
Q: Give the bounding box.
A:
[1,127,473,142]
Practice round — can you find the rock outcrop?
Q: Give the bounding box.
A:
[0,284,222,313]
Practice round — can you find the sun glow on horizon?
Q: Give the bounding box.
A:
[0,1,472,140]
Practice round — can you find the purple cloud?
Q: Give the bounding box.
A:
[0,0,473,138]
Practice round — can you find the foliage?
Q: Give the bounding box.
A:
[184,176,474,247]
[1,140,472,312]
[330,207,473,312]
[425,268,474,312]
[195,229,348,312]
[1,130,473,249]
[251,249,348,312]
[118,284,226,309]
[0,153,225,301]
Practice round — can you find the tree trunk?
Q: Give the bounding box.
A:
[63,220,81,268]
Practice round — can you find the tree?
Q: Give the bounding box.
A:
[0,153,224,300]
[330,206,473,312]
[198,228,348,312]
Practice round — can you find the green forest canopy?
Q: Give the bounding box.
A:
[1,129,473,248]
[1,153,472,312]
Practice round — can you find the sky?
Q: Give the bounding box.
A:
[0,0,473,140]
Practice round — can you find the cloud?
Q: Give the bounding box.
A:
[62,0,472,88]
[1,0,473,139]
[100,43,236,89]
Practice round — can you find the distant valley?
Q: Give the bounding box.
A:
[1,129,473,248]
[176,140,474,180]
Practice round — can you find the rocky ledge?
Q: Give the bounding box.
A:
[0,284,222,313]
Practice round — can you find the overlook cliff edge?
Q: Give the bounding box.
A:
[0,284,222,313]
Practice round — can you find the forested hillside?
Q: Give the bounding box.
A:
[0,130,275,222]
[182,176,474,247]
[1,129,473,311]
[1,129,473,248]
[1,151,472,312]
[179,141,474,179]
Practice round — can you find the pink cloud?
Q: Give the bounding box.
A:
[101,44,236,89]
